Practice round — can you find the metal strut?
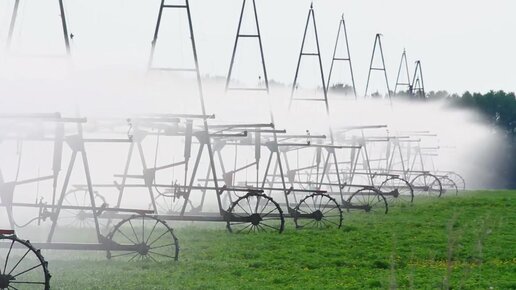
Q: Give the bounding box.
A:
[289,3,332,142]
[47,123,102,243]
[148,0,223,212]
[327,14,357,99]
[148,1,196,73]
[393,49,411,95]
[225,0,269,92]
[287,4,350,201]
[6,0,71,55]
[289,3,329,112]
[411,61,425,98]
[222,0,290,199]
[364,33,391,99]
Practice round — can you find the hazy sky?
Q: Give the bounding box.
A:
[0,0,515,94]
[0,0,511,190]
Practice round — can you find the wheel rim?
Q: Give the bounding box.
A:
[60,189,108,229]
[446,172,465,191]
[154,191,193,215]
[294,193,343,229]
[347,188,388,214]
[106,215,179,262]
[0,235,51,290]
[438,177,459,196]
[379,177,414,206]
[410,173,443,197]
[226,193,284,234]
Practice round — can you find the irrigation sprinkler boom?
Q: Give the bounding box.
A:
[0,4,468,281]
[0,115,182,262]
[338,125,388,131]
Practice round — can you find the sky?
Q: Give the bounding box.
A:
[0,0,515,94]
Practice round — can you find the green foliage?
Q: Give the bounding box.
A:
[45,191,515,289]
[451,91,516,187]
[450,90,516,137]
[328,83,355,95]
[414,90,516,188]
[418,90,516,137]
[427,90,456,100]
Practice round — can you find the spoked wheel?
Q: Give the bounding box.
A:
[293,193,343,229]
[379,177,414,206]
[225,192,284,234]
[106,215,179,262]
[445,172,466,191]
[346,188,388,214]
[60,189,109,229]
[154,190,194,215]
[0,233,51,290]
[410,173,443,197]
[436,176,458,196]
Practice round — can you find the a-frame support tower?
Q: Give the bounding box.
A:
[287,4,354,203]
[394,49,411,95]
[327,14,357,99]
[364,33,390,99]
[5,0,72,55]
[225,0,269,92]
[411,60,425,98]
[223,0,290,198]
[289,3,328,113]
[146,0,223,211]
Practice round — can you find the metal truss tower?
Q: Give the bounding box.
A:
[289,3,328,112]
[364,33,390,99]
[147,0,222,209]
[411,60,425,98]
[393,49,411,95]
[5,0,71,55]
[327,14,357,99]
[225,0,269,93]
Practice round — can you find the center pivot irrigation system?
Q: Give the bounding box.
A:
[0,1,465,288]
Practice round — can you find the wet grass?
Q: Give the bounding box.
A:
[45,190,515,289]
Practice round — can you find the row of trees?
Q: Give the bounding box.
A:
[415,90,516,139]
[398,89,516,188]
[429,90,516,188]
[329,84,516,139]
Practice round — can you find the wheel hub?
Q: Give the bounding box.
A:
[313,210,323,221]
[137,243,151,255]
[77,210,88,221]
[0,274,14,288]
[249,213,262,226]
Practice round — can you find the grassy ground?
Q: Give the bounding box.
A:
[44,191,515,289]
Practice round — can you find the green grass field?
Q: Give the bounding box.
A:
[45,191,515,289]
